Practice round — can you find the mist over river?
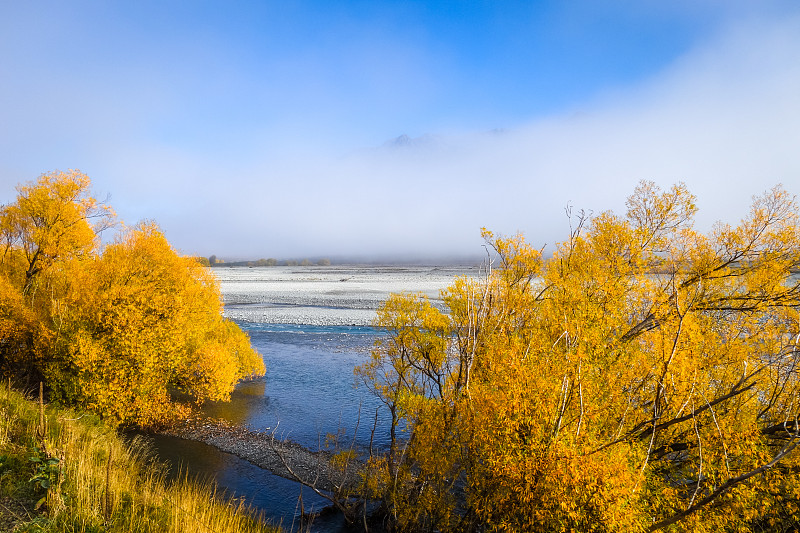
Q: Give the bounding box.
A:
[142,265,477,531]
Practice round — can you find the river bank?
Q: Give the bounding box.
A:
[158,416,363,496]
[147,266,471,529]
[0,386,278,533]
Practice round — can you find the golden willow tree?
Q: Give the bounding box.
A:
[0,170,264,426]
[358,182,800,532]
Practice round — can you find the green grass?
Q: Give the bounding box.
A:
[0,382,280,533]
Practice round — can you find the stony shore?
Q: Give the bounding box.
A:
[158,417,363,494]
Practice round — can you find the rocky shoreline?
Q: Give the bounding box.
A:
[158,417,363,494]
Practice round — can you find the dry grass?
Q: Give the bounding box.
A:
[0,382,280,533]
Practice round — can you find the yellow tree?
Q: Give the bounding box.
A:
[0,170,113,385]
[0,274,51,383]
[0,172,264,427]
[50,223,265,426]
[0,170,113,294]
[357,293,458,529]
[360,182,800,532]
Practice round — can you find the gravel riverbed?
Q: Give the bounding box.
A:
[159,417,362,494]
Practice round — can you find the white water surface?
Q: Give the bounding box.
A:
[215,265,478,326]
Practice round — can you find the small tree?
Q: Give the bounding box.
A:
[0,170,113,294]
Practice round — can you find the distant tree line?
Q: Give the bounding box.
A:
[207,256,331,267]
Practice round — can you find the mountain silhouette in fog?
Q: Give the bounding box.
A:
[382,133,442,149]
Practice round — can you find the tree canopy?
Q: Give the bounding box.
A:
[358,181,800,532]
[0,170,264,426]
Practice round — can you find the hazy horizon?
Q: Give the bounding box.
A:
[205,253,485,267]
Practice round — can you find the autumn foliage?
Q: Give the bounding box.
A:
[0,170,264,426]
[358,182,800,531]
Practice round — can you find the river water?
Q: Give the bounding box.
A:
[142,265,476,532]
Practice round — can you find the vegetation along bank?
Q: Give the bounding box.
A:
[345,181,800,531]
[0,170,270,530]
[3,171,800,532]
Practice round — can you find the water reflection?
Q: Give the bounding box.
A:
[144,323,389,532]
[195,325,391,452]
[200,379,269,426]
[138,432,348,532]
[143,266,474,531]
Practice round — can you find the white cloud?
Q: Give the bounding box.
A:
[192,12,799,259]
[3,7,800,260]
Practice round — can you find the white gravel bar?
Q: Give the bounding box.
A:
[213,265,479,326]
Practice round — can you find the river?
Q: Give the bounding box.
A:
[140,264,477,532]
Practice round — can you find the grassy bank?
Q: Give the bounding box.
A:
[0,383,279,533]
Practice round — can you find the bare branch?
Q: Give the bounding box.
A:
[649,437,800,532]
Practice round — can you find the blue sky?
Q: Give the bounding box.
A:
[2,1,799,259]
